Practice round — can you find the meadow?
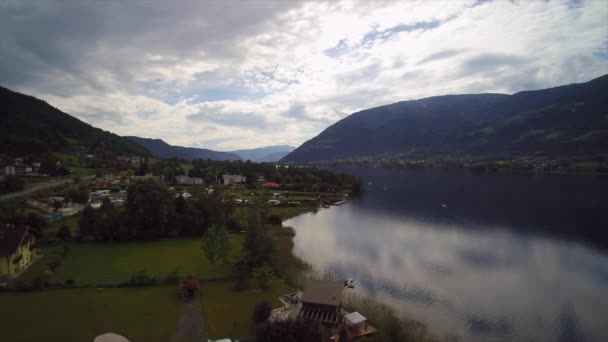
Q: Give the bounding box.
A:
[0,286,181,342]
[21,236,244,285]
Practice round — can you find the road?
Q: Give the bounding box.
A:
[0,178,73,201]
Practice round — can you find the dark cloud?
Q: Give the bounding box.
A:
[459,53,530,76]
[0,0,295,96]
[361,20,444,46]
[418,49,467,65]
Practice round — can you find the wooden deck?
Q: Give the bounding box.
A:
[346,323,377,339]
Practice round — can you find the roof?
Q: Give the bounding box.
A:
[301,280,344,307]
[344,311,367,325]
[0,224,29,257]
[181,278,200,289]
[262,182,280,188]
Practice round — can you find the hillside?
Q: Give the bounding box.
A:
[282,75,608,163]
[127,136,241,161]
[230,145,296,162]
[0,86,148,157]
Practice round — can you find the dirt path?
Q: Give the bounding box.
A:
[170,302,206,342]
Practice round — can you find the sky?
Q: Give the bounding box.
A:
[1,0,607,151]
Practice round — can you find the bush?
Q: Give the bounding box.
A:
[47,259,61,271]
[268,213,282,225]
[65,279,76,287]
[57,225,72,241]
[124,270,157,287]
[253,301,272,325]
[163,269,180,284]
[226,218,243,233]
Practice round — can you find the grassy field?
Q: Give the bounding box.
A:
[0,286,181,342]
[201,278,294,339]
[21,236,244,285]
[45,213,81,236]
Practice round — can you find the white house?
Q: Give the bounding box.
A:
[175,176,204,185]
[1,165,16,176]
[219,174,246,185]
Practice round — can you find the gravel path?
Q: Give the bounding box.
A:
[170,302,206,342]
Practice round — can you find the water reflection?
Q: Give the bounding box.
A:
[285,169,608,342]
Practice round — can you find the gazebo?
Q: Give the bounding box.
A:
[180,276,200,301]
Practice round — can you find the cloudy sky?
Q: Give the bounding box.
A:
[1,0,607,150]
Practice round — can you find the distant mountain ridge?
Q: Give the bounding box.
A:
[126,136,241,161]
[230,145,296,162]
[0,86,148,156]
[282,75,608,163]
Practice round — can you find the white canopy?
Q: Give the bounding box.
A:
[93,333,130,342]
[344,311,367,325]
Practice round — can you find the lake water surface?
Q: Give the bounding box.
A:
[285,168,608,342]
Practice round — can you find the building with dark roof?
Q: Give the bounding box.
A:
[298,279,344,325]
[0,224,37,278]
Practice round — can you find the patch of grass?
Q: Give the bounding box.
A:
[45,213,81,236]
[21,236,244,285]
[201,278,293,340]
[0,286,181,342]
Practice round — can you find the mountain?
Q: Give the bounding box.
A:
[127,136,240,161]
[230,145,296,162]
[282,75,608,163]
[0,86,148,157]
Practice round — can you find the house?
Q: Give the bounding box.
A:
[15,165,33,176]
[262,181,280,188]
[219,174,246,185]
[297,279,344,325]
[0,225,37,278]
[175,175,204,185]
[1,165,16,176]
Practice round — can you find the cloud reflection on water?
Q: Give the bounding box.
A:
[286,203,608,341]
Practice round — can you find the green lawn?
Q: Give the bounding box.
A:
[21,236,244,285]
[201,278,294,339]
[0,286,181,342]
[45,213,81,236]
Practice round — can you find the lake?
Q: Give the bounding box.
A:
[285,168,608,342]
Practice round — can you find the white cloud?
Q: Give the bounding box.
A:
[1,0,606,150]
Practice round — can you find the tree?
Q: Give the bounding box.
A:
[253,301,272,325]
[256,320,297,342]
[201,225,231,264]
[0,175,24,194]
[57,223,72,241]
[252,263,274,291]
[52,200,63,211]
[65,186,89,204]
[126,180,172,239]
[78,205,96,238]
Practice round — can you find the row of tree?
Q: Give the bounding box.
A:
[78,180,232,241]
